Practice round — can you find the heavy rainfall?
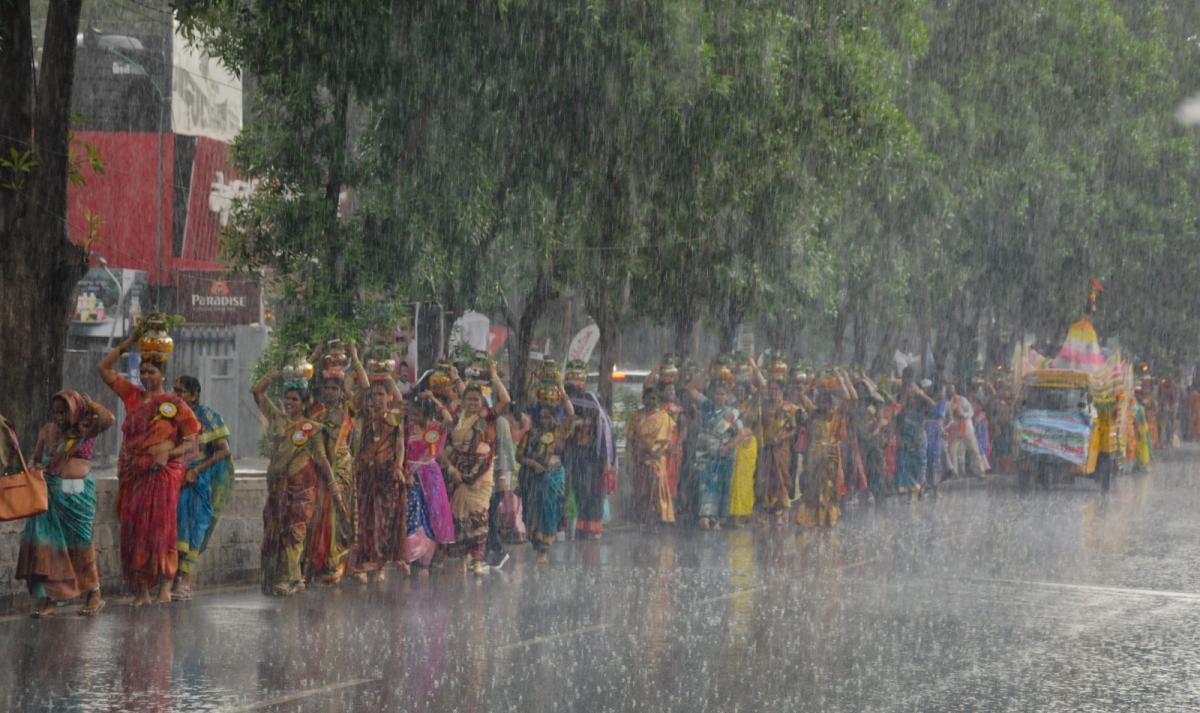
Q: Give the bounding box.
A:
[2,1,1200,711]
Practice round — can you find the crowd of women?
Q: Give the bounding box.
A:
[625,354,1191,534]
[0,316,1189,617]
[0,325,235,617]
[0,327,618,615]
[626,355,999,532]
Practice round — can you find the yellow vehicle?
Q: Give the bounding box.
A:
[1014,368,1130,491]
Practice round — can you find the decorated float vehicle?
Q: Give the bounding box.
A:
[1012,280,1135,492]
[1013,360,1133,491]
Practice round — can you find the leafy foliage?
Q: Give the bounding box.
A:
[174,0,1200,378]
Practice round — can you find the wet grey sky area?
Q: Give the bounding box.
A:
[4,452,1200,712]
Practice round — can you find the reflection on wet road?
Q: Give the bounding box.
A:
[4,450,1200,712]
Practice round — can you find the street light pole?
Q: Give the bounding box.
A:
[96,255,124,348]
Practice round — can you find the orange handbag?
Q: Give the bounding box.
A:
[0,421,48,521]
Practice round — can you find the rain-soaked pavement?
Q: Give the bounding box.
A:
[5,450,1200,712]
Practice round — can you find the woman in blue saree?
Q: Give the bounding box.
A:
[172,375,235,600]
[895,368,935,495]
[517,386,575,562]
[688,380,742,529]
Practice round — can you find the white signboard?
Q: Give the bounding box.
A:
[172,20,243,142]
[568,324,600,363]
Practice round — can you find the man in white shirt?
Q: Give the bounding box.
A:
[947,384,986,478]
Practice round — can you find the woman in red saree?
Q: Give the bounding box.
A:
[99,332,200,606]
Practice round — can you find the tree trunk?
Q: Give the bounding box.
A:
[676,316,696,355]
[503,260,556,407]
[416,302,442,374]
[717,314,739,355]
[325,80,352,315]
[508,299,548,408]
[932,313,951,386]
[852,303,868,368]
[593,306,618,413]
[0,2,33,194]
[672,308,697,357]
[0,0,88,446]
[870,319,899,376]
[831,306,848,363]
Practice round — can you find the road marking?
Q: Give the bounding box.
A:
[496,623,612,651]
[973,578,1200,602]
[219,677,378,712]
[836,558,882,571]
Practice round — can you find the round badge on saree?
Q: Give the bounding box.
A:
[540,432,556,446]
[158,402,178,419]
[292,430,309,446]
[424,428,440,444]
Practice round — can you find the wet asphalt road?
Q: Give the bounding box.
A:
[4,449,1200,712]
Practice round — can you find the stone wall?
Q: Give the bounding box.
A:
[0,476,268,615]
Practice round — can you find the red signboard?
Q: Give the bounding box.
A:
[67,132,177,285]
[67,132,244,287]
[179,136,251,267]
[177,270,261,324]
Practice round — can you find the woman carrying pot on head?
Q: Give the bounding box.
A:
[440,363,510,575]
[253,369,337,596]
[350,369,409,584]
[687,375,744,530]
[404,391,456,574]
[517,379,575,562]
[98,326,201,606]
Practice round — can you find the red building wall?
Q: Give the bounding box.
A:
[67,132,242,286]
[67,131,177,285]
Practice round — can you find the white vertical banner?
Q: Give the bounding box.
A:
[568,324,601,363]
[172,19,243,141]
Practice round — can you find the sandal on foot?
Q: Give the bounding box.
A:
[79,598,106,616]
[171,586,193,602]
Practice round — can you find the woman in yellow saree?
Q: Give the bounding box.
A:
[627,387,675,525]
